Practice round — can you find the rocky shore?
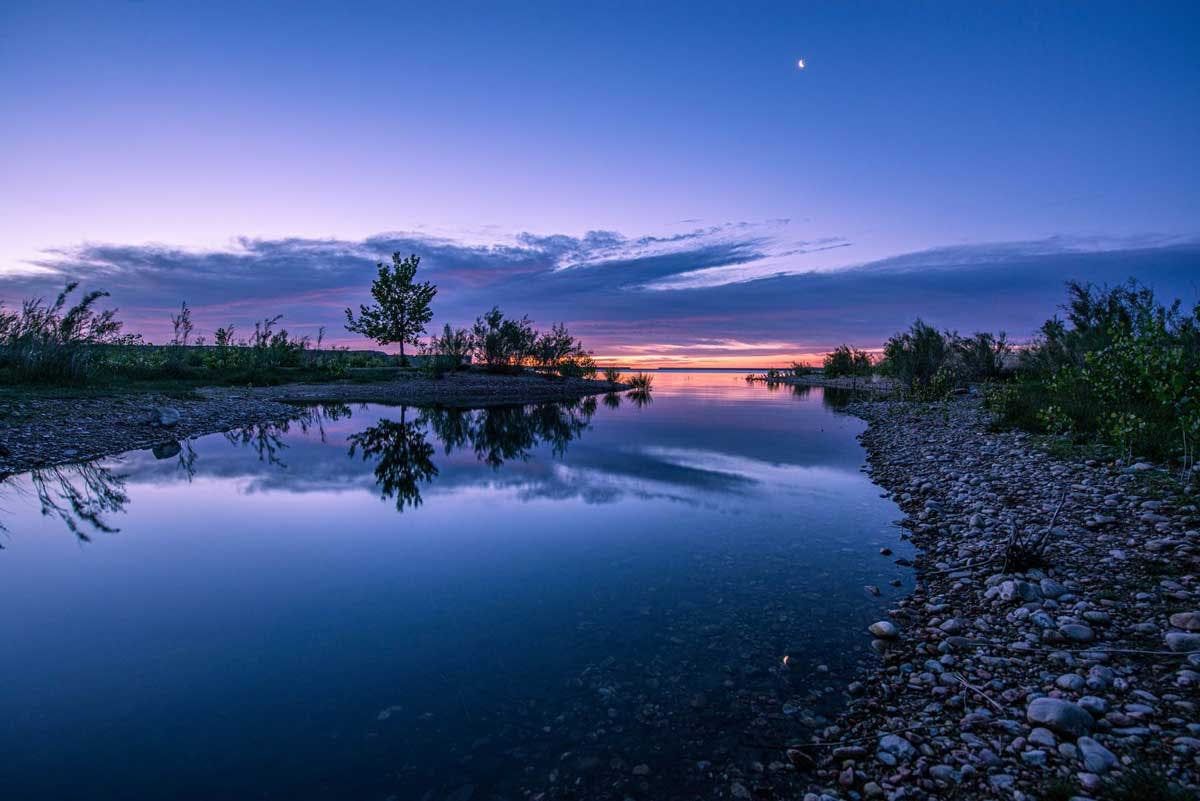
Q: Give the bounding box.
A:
[796,396,1199,801]
[0,372,623,475]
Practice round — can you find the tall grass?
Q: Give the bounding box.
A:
[0,283,140,383]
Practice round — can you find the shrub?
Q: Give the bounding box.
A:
[531,322,595,378]
[603,367,621,383]
[823,345,873,377]
[879,319,952,392]
[956,331,1009,380]
[428,323,472,367]
[470,307,537,371]
[988,279,1200,468]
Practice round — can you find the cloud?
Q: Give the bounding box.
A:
[2,226,1198,361]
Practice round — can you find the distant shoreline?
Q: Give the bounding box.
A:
[745,373,899,392]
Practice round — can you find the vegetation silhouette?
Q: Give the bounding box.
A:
[344,252,437,365]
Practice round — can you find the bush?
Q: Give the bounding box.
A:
[957,331,1009,380]
[880,319,952,393]
[428,323,472,367]
[603,367,621,383]
[470,307,537,371]
[823,345,873,377]
[988,280,1200,467]
[465,309,595,377]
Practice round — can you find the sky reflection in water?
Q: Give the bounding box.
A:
[0,372,912,801]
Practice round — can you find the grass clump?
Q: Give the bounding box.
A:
[1107,765,1192,801]
[0,282,141,383]
[627,373,653,391]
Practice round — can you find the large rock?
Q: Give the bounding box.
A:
[154,406,182,427]
[1059,623,1094,642]
[1076,737,1116,773]
[1169,611,1200,632]
[1039,578,1067,599]
[1026,697,1094,737]
[868,621,899,639]
[1166,632,1200,653]
[877,734,915,761]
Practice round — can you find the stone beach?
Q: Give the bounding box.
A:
[792,396,1199,801]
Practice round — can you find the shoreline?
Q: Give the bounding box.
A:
[0,372,625,475]
[799,395,1199,800]
[746,374,899,392]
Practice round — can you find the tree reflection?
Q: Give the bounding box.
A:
[7,462,131,542]
[348,407,438,511]
[347,400,597,511]
[224,404,356,464]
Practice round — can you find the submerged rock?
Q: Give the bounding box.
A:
[868,621,898,639]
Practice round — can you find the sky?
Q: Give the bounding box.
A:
[1,1,1198,366]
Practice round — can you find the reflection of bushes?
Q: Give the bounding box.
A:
[15,462,130,541]
[418,399,595,468]
[224,422,290,466]
[627,389,653,407]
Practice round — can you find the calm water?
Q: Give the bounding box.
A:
[0,373,912,801]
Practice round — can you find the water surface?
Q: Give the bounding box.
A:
[0,372,912,801]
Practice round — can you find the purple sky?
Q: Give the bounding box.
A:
[1,2,1197,365]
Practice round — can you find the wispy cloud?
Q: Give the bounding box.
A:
[2,226,1197,363]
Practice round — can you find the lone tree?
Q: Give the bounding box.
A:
[345,252,437,364]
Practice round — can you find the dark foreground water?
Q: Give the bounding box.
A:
[0,373,912,801]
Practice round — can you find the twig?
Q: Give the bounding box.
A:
[952,672,1005,713]
[924,557,1000,576]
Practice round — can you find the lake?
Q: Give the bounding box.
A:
[0,372,912,801]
